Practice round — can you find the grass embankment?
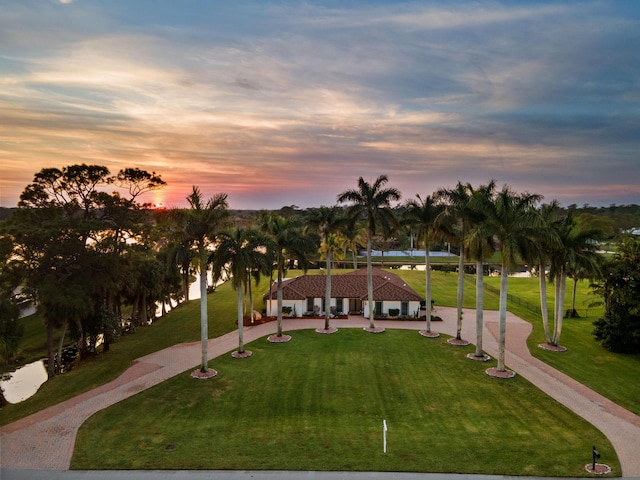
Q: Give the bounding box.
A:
[1,284,240,426]
[72,329,615,476]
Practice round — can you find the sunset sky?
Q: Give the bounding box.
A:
[1,1,639,210]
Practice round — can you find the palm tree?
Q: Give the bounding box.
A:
[211,227,269,357]
[464,181,497,359]
[260,212,315,340]
[337,175,401,331]
[176,186,229,375]
[548,211,601,346]
[484,185,543,375]
[340,220,366,269]
[525,201,563,345]
[436,181,474,343]
[306,206,348,331]
[402,194,445,337]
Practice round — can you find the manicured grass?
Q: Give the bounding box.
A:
[396,268,640,415]
[480,276,640,415]
[71,329,616,476]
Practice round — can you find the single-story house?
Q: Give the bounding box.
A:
[263,268,423,318]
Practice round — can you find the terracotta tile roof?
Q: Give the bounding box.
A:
[264,268,422,302]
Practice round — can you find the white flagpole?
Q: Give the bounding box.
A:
[383,419,388,453]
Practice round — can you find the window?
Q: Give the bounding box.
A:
[401,301,409,316]
[336,298,344,313]
[306,297,314,312]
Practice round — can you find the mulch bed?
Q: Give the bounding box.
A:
[231,350,253,358]
[419,330,440,338]
[190,368,218,379]
[447,338,470,346]
[315,327,338,334]
[584,463,612,475]
[486,367,516,378]
[467,353,491,362]
[363,326,386,333]
[267,334,292,343]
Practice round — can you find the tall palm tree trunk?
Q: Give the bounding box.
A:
[367,234,375,329]
[56,321,68,375]
[183,270,190,302]
[456,245,465,340]
[497,263,509,371]
[475,259,484,357]
[571,277,579,316]
[237,285,245,353]
[277,268,284,336]
[248,277,255,323]
[46,316,55,378]
[325,250,332,330]
[199,247,209,372]
[539,262,552,344]
[553,270,567,345]
[424,240,432,332]
[268,269,274,317]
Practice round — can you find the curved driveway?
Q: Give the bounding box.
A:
[1,308,640,476]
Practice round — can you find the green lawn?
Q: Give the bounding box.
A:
[483,276,640,416]
[72,329,616,476]
[396,269,640,415]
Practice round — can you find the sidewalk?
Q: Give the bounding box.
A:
[1,309,639,476]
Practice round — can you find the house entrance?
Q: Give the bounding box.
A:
[349,298,363,314]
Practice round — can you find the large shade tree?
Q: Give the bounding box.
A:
[5,164,165,376]
[0,236,23,367]
[402,194,445,337]
[175,186,229,374]
[593,238,640,353]
[337,175,401,331]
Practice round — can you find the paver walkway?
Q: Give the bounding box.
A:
[2,308,639,476]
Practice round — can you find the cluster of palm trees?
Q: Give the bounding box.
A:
[405,180,601,374]
[181,175,602,378]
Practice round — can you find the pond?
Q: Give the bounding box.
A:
[1,360,48,404]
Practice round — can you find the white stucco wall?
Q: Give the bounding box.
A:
[266,298,421,318]
[266,298,347,316]
[362,300,421,317]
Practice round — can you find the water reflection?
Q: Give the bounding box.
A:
[0,361,48,404]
